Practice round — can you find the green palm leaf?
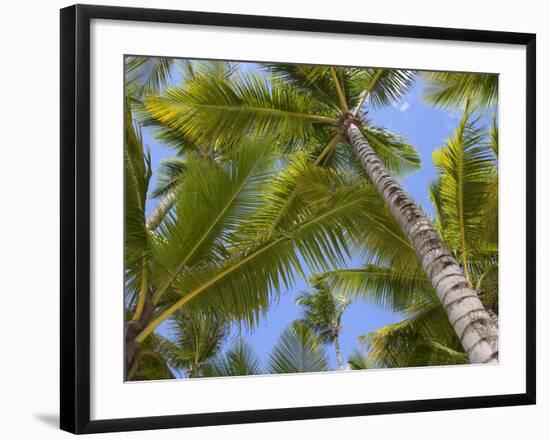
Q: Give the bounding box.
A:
[422,71,498,109]
[362,299,467,368]
[129,331,177,381]
[125,56,176,98]
[267,322,329,374]
[296,275,349,345]
[347,350,378,370]
[137,173,376,341]
[144,73,336,148]
[166,182,373,324]
[266,64,359,110]
[361,125,421,177]
[325,262,429,312]
[483,116,499,244]
[349,68,418,110]
[150,156,187,199]
[163,309,229,377]
[178,59,236,82]
[201,340,262,377]
[150,139,276,303]
[348,190,418,267]
[432,108,497,277]
[124,103,152,307]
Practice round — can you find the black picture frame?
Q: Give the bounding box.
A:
[60,4,536,434]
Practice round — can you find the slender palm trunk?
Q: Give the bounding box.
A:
[342,116,498,364]
[146,189,177,230]
[334,336,344,371]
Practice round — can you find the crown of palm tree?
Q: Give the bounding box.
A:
[125,73,419,359]
[296,275,349,344]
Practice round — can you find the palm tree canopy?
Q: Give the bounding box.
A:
[125,58,498,374]
[296,275,349,344]
[128,124,416,346]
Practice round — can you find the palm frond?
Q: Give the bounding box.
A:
[124,103,152,306]
[349,68,418,109]
[178,60,237,82]
[348,189,418,268]
[167,180,374,326]
[432,108,497,266]
[265,64,349,110]
[324,262,430,312]
[131,350,176,381]
[130,332,176,381]
[201,340,262,377]
[150,156,187,199]
[483,116,499,244]
[361,299,467,368]
[296,275,349,344]
[361,125,421,177]
[347,350,378,370]
[144,72,336,148]
[164,309,229,377]
[125,56,175,97]
[137,173,377,341]
[422,71,498,109]
[476,262,499,313]
[150,139,276,302]
[267,322,329,374]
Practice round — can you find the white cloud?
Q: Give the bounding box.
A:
[399,102,410,112]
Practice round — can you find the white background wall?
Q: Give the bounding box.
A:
[0,0,546,437]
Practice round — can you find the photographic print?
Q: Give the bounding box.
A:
[124,57,499,382]
[61,5,536,432]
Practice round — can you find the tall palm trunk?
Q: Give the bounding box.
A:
[341,115,498,364]
[333,336,344,371]
[146,189,177,230]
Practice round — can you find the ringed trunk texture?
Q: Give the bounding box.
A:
[146,189,177,230]
[334,336,344,371]
[345,120,498,364]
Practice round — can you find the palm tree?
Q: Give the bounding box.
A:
[124,102,403,378]
[296,275,349,370]
[143,64,498,363]
[325,107,498,367]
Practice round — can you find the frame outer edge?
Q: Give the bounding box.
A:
[525,34,536,404]
[59,4,537,434]
[60,5,78,434]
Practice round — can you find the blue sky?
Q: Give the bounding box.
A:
[138,61,493,372]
